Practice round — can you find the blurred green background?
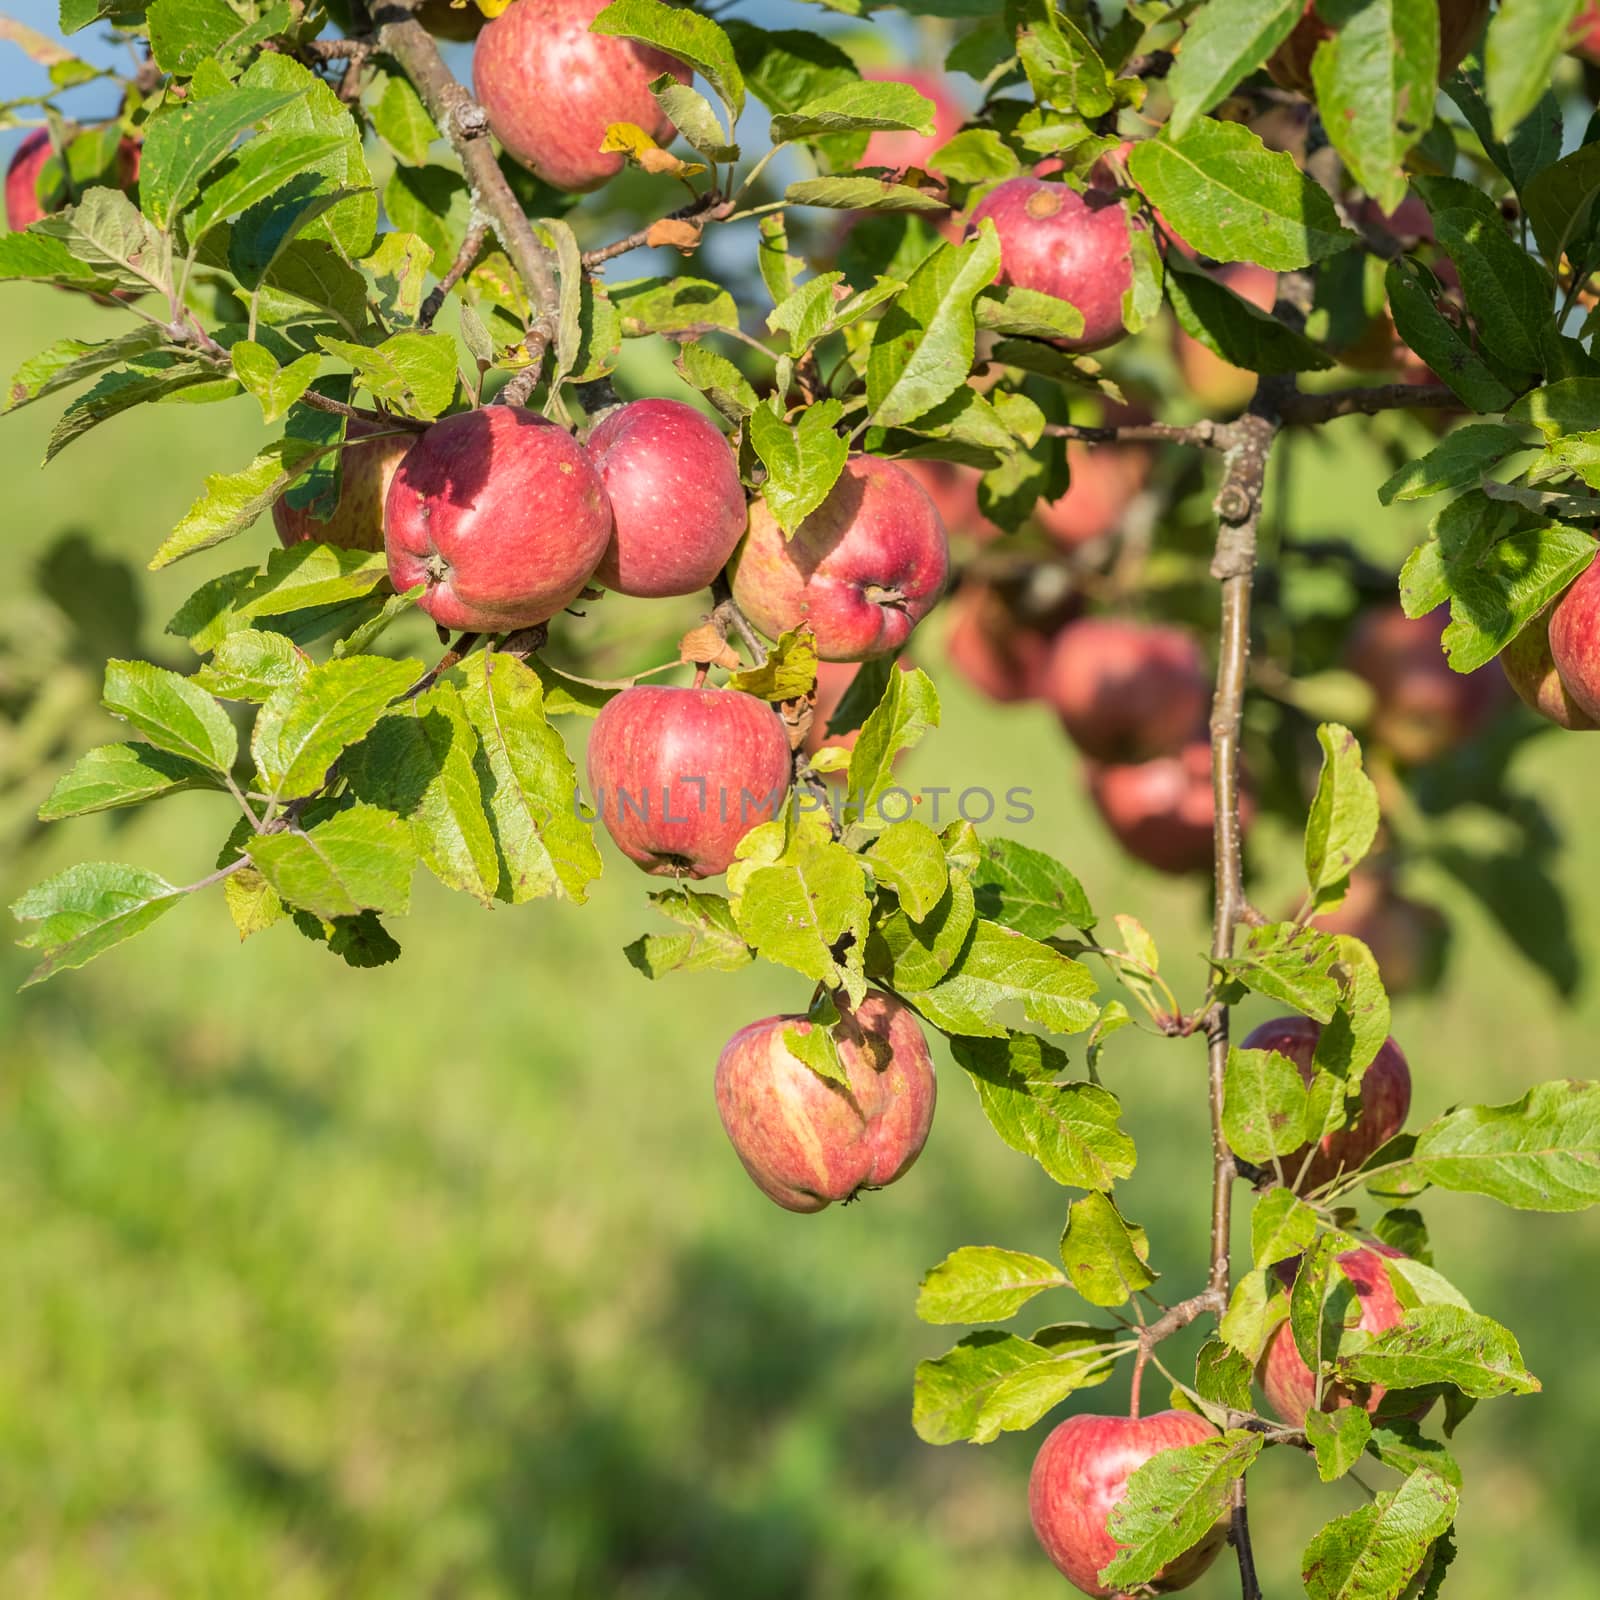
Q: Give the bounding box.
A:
[3,278,1600,1600]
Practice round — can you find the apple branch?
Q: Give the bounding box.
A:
[372,1,562,368]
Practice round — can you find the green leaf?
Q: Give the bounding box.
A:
[867,867,977,991]
[1377,423,1529,505]
[782,996,849,1088]
[1305,723,1380,906]
[1340,1306,1540,1398]
[624,887,753,977]
[724,21,858,123]
[1166,0,1304,139]
[249,802,418,920]
[1224,1045,1310,1163]
[1310,0,1438,213]
[345,683,500,906]
[30,186,162,291]
[675,343,758,422]
[9,334,169,418]
[784,176,952,213]
[252,655,421,803]
[725,628,818,701]
[592,0,744,119]
[770,78,934,143]
[455,651,603,904]
[373,72,439,166]
[845,665,940,827]
[194,628,311,702]
[913,1327,1118,1445]
[916,1246,1068,1325]
[1130,120,1355,270]
[951,1033,1135,1188]
[1523,140,1600,273]
[1315,935,1392,1083]
[1301,1470,1458,1600]
[1194,1338,1254,1411]
[1366,1421,1462,1488]
[1058,1191,1155,1307]
[235,545,391,625]
[38,742,221,821]
[1252,1186,1320,1269]
[1101,1431,1261,1592]
[1165,253,1334,373]
[147,0,290,76]
[1406,1081,1600,1210]
[230,340,320,425]
[1307,1407,1374,1484]
[45,357,224,465]
[191,132,351,241]
[748,399,849,535]
[1213,922,1343,1020]
[973,283,1085,343]
[383,166,470,270]
[102,659,237,773]
[1220,1267,1289,1362]
[969,837,1094,938]
[611,274,739,335]
[1014,0,1114,116]
[930,128,1021,184]
[868,227,1001,428]
[768,271,904,355]
[0,230,124,292]
[140,83,300,229]
[1484,0,1584,144]
[866,819,947,921]
[652,76,738,163]
[915,920,1099,1039]
[316,332,458,420]
[12,862,187,988]
[1386,258,1518,413]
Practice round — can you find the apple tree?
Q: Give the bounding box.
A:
[7,0,1600,1595]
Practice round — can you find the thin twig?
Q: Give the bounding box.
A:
[1041,419,1226,449]
[580,193,732,268]
[299,389,429,430]
[420,221,488,327]
[406,633,481,698]
[710,572,767,665]
[1281,382,1459,424]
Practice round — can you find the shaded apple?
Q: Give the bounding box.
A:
[1087,742,1252,876]
[966,176,1134,352]
[1237,1015,1411,1193]
[1045,617,1209,762]
[385,405,612,631]
[6,126,140,232]
[861,69,965,176]
[1030,1410,1226,1597]
[587,684,792,877]
[473,0,690,192]
[274,415,414,551]
[1312,871,1447,996]
[1034,441,1151,550]
[1503,597,1599,730]
[1546,549,1600,724]
[418,0,486,40]
[945,581,1060,704]
[730,454,950,661]
[1175,263,1277,414]
[587,398,747,598]
[1345,605,1506,764]
[1267,0,1489,94]
[899,458,1001,543]
[715,989,936,1212]
[1259,1242,1420,1428]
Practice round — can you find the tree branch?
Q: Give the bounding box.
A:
[420,221,487,327]
[373,1,562,369]
[710,572,767,665]
[581,192,733,268]
[1281,382,1459,424]
[1041,419,1227,449]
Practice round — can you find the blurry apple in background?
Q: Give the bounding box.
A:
[966,175,1135,352]
[5,126,141,232]
[1045,617,1209,761]
[1312,871,1447,995]
[1176,263,1277,413]
[1030,1410,1227,1596]
[861,69,965,175]
[731,454,950,661]
[275,416,414,551]
[1087,743,1251,876]
[1237,1015,1411,1192]
[1035,441,1151,550]
[1258,1242,1421,1427]
[473,0,690,192]
[1546,549,1600,724]
[944,579,1071,704]
[1345,605,1507,764]
[715,990,936,1212]
[1575,3,1600,61]
[1267,0,1490,93]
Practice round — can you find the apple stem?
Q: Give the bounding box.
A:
[1128,1348,1146,1419]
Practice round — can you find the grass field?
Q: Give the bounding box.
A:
[4,257,1600,1600]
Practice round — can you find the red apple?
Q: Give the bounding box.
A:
[1345,605,1506,764]
[1030,1410,1227,1597]
[274,415,414,551]
[587,684,792,877]
[861,69,965,176]
[473,0,690,193]
[1046,617,1209,762]
[587,398,747,598]
[945,582,1058,704]
[1238,1015,1411,1193]
[1176,263,1277,414]
[1268,0,1490,94]
[899,458,1001,543]
[730,454,950,661]
[1503,596,1599,730]
[1575,3,1600,62]
[1034,442,1151,550]
[1312,871,1447,996]
[1087,742,1251,876]
[6,126,140,232]
[385,405,612,632]
[1259,1242,1417,1427]
[1546,549,1600,724]
[966,176,1134,353]
[714,989,936,1212]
